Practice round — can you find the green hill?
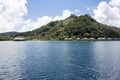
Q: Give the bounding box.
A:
[18,14,120,40]
[1,14,120,40]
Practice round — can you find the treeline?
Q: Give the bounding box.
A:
[0,34,13,41]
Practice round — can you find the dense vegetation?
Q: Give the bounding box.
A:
[1,14,120,40]
[0,34,13,41]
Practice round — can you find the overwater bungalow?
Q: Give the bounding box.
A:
[107,38,112,40]
[64,38,68,40]
[98,38,105,40]
[82,38,88,40]
[77,38,80,40]
[89,38,95,40]
[69,38,72,40]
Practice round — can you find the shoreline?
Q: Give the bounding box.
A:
[0,39,120,41]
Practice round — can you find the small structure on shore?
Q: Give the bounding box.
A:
[98,38,105,40]
[77,38,80,40]
[69,38,72,40]
[106,38,112,40]
[13,37,25,41]
[89,38,95,40]
[82,38,88,40]
[64,38,68,40]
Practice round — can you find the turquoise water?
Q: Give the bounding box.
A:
[0,41,120,80]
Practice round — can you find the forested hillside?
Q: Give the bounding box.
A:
[1,14,120,40]
[18,14,120,40]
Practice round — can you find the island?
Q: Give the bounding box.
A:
[0,14,120,41]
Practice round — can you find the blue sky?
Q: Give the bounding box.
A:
[0,0,120,32]
[26,0,109,19]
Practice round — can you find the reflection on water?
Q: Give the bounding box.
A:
[0,41,27,80]
[93,42,120,80]
[0,41,120,80]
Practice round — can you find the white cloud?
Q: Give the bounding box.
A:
[21,9,73,32]
[0,0,27,32]
[54,10,72,21]
[0,0,80,32]
[109,0,120,7]
[20,16,53,32]
[74,9,80,13]
[93,0,120,27]
[86,6,90,11]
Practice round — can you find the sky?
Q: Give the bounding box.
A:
[0,0,120,32]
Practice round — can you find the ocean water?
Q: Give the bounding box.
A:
[0,41,120,80]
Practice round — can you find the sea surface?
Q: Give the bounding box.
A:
[0,41,120,80]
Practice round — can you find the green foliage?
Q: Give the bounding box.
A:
[0,34,13,40]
